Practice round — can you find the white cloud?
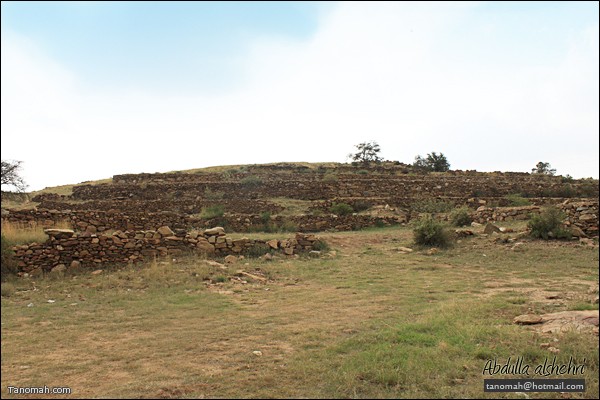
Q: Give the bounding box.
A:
[1,2,598,190]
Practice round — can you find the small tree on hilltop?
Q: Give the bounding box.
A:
[1,160,27,192]
[349,141,383,165]
[531,161,556,176]
[413,152,450,172]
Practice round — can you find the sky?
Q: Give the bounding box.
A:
[1,1,598,191]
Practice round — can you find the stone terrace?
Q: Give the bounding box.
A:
[5,163,599,234]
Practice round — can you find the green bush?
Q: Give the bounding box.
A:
[322,173,338,182]
[279,220,299,233]
[449,207,472,227]
[528,207,571,240]
[203,188,224,200]
[579,180,598,197]
[200,205,225,219]
[312,239,330,252]
[374,219,387,228]
[260,212,271,223]
[244,242,272,258]
[561,175,574,183]
[353,200,372,213]
[240,175,262,187]
[412,199,454,213]
[504,194,531,206]
[330,202,354,216]
[1,235,18,281]
[413,215,452,247]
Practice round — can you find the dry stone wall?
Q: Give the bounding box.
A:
[471,200,598,236]
[34,198,283,215]
[4,165,597,236]
[13,227,322,274]
[71,173,597,203]
[2,209,403,233]
[472,206,542,224]
[2,209,191,232]
[561,200,598,237]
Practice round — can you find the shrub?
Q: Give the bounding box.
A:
[553,184,575,198]
[260,212,271,223]
[200,205,225,219]
[240,175,262,187]
[413,215,452,247]
[322,173,338,182]
[330,202,354,216]
[203,188,224,200]
[1,235,17,281]
[244,242,272,258]
[561,175,574,183]
[279,220,299,233]
[579,180,598,197]
[353,200,372,213]
[374,219,387,228]
[449,207,472,227]
[413,152,450,172]
[504,194,531,206]
[528,207,571,240]
[412,199,454,213]
[312,239,330,252]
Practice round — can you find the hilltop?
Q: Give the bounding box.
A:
[2,161,598,235]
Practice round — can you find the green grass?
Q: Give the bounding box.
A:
[570,303,599,311]
[268,197,313,216]
[1,225,598,398]
[199,204,225,219]
[504,193,532,206]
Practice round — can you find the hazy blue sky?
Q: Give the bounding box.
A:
[1,1,598,190]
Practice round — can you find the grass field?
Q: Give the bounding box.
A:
[1,223,598,399]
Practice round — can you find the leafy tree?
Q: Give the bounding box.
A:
[531,161,556,176]
[349,141,383,165]
[413,152,450,172]
[1,160,27,192]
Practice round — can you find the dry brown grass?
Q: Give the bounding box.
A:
[1,224,598,399]
[1,220,72,245]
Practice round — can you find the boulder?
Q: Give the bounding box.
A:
[224,255,238,264]
[196,238,215,254]
[484,223,501,234]
[570,226,587,238]
[44,229,75,239]
[69,260,82,271]
[514,314,543,325]
[50,264,67,274]
[157,226,174,236]
[204,227,226,236]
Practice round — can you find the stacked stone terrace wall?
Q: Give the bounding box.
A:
[3,208,403,233]
[472,200,598,236]
[13,227,322,274]
[561,200,599,237]
[72,174,597,202]
[472,206,542,224]
[206,214,403,232]
[34,199,283,215]
[2,209,190,232]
